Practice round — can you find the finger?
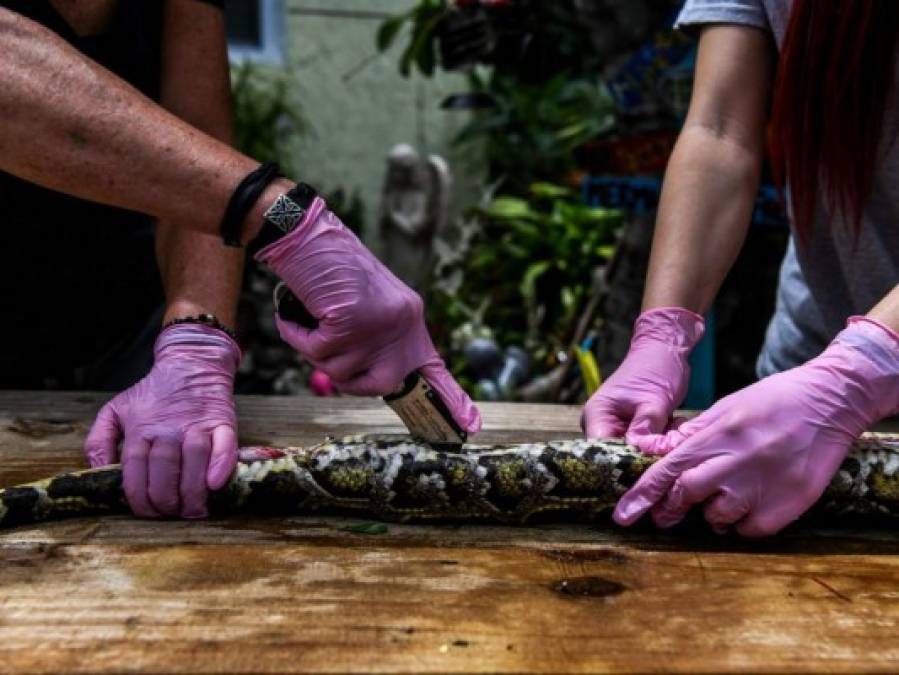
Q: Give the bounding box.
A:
[334,367,396,398]
[84,404,122,467]
[625,401,670,448]
[613,441,709,527]
[275,315,335,362]
[704,489,751,532]
[629,432,672,456]
[180,430,212,519]
[666,416,690,432]
[582,404,628,440]
[419,361,482,434]
[651,456,733,528]
[317,350,369,383]
[636,415,693,456]
[121,436,158,519]
[651,405,726,455]
[208,425,239,491]
[147,435,182,517]
[735,501,803,538]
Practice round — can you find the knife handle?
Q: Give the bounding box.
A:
[273,282,318,328]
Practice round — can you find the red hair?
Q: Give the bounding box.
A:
[768,0,899,241]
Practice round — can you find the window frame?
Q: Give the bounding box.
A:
[227,0,286,65]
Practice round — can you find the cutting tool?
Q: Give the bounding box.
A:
[273,282,468,448]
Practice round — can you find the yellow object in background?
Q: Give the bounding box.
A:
[575,347,601,396]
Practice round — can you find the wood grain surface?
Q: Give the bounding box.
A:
[1,391,899,674]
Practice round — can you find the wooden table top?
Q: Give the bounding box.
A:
[1,390,898,674]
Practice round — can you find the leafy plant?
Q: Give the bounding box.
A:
[456,71,616,192]
[377,2,616,191]
[377,0,449,77]
[429,183,623,368]
[376,0,606,81]
[231,61,306,174]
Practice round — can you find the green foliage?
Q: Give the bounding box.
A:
[375,2,615,189]
[430,184,623,366]
[231,61,306,173]
[339,522,390,535]
[377,1,621,392]
[376,0,449,77]
[456,72,616,192]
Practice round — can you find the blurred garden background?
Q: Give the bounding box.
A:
[228,0,790,407]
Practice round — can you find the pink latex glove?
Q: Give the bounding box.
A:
[614,316,899,537]
[256,196,481,434]
[582,307,704,449]
[83,324,241,519]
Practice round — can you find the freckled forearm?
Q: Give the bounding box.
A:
[0,7,265,240]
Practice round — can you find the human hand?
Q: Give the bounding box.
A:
[257,197,480,434]
[613,317,899,536]
[83,324,240,519]
[582,307,704,450]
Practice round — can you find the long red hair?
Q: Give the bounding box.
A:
[768,0,899,241]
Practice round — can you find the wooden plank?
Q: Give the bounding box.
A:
[2,522,899,673]
[1,391,899,673]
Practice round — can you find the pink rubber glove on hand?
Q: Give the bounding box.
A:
[83,324,241,519]
[582,307,704,450]
[614,317,899,537]
[256,196,480,434]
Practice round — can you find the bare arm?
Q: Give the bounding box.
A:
[0,6,290,241]
[642,25,775,314]
[867,286,899,332]
[156,0,243,327]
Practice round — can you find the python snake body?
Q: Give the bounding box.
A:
[2,434,899,529]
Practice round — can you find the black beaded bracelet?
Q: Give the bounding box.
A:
[220,162,281,247]
[162,314,238,341]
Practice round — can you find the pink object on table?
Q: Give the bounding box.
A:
[309,368,335,397]
[83,324,241,520]
[582,307,705,451]
[613,316,899,537]
[256,197,481,434]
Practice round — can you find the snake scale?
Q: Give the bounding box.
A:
[2,434,899,530]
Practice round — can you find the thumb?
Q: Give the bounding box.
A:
[613,443,703,527]
[207,425,238,491]
[419,361,482,434]
[84,404,122,467]
[625,401,671,453]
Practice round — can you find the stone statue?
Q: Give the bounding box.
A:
[379,144,452,290]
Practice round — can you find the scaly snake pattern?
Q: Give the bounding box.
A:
[2,434,899,529]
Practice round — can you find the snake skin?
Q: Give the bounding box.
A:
[2,434,899,529]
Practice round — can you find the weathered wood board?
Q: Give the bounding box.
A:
[1,390,899,673]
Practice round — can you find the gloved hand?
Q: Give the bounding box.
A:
[257,196,481,434]
[614,316,899,537]
[83,324,241,519]
[582,307,704,450]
